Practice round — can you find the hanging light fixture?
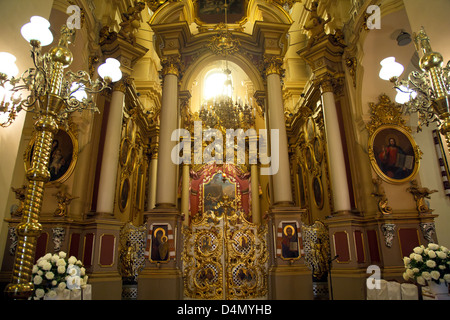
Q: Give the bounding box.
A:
[200,0,255,131]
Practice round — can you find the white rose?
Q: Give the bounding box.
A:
[406,268,415,277]
[52,280,57,286]
[59,251,67,258]
[440,246,449,253]
[68,256,77,265]
[35,288,45,299]
[37,270,43,276]
[45,272,54,280]
[33,275,43,285]
[410,253,415,259]
[403,257,411,266]
[37,259,47,268]
[57,266,66,274]
[51,254,59,263]
[42,262,52,271]
[443,274,450,282]
[76,260,82,266]
[428,250,436,259]
[32,265,39,274]
[46,290,57,299]
[428,243,440,250]
[413,247,424,254]
[422,271,432,281]
[403,272,410,281]
[426,260,436,268]
[437,251,447,259]
[56,258,66,267]
[413,268,419,274]
[413,254,423,262]
[417,276,426,285]
[58,282,66,290]
[43,253,52,261]
[431,270,441,280]
[439,265,446,270]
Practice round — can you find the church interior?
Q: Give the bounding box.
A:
[1,0,450,301]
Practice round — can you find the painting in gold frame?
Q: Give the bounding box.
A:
[368,125,420,184]
[25,128,78,186]
[119,177,130,212]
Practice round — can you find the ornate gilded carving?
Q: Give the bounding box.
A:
[183,208,268,299]
[8,227,17,256]
[119,222,147,280]
[160,55,183,78]
[119,2,146,45]
[302,220,331,280]
[52,227,65,252]
[10,185,26,217]
[263,55,285,77]
[371,176,392,215]
[366,94,410,136]
[207,31,241,56]
[345,57,357,88]
[303,1,331,50]
[317,72,345,95]
[53,185,78,217]
[407,180,437,214]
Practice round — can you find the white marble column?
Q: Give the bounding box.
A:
[181,163,190,225]
[155,58,180,208]
[320,80,351,212]
[96,82,126,214]
[265,57,293,206]
[147,153,158,210]
[251,164,261,224]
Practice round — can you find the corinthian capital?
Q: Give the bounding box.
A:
[263,55,285,77]
[317,72,345,95]
[160,54,183,78]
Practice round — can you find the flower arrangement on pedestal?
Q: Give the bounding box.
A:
[31,251,88,300]
[403,243,450,292]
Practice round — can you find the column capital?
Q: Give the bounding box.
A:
[317,72,345,95]
[160,54,184,78]
[112,76,132,93]
[263,55,285,77]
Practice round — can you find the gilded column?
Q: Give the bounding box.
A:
[147,145,158,210]
[264,55,294,206]
[319,74,351,213]
[181,163,190,226]
[155,55,182,208]
[96,79,127,214]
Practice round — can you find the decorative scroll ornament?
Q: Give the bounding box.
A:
[8,227,18,256]
[302,220,331,280]
[420,222,436,243]
[52,227,66,252]
[10,185,26,217]
[380,223,396,248]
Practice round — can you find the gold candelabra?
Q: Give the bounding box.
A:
[1,17,121,300]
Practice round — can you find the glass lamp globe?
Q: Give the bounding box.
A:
[379,57,404,81]
[97,58,122,83]
[0,52,19,78]
[395,85,417,104]
[21,16,53,46]
[70,82,87,101]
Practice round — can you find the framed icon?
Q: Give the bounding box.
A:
[369,125,420,184]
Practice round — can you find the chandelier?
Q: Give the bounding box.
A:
[199,0,255,132]
[383,27,450,147]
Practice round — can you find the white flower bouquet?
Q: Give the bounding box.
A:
[30,251,88,300]
[403,243,450,286]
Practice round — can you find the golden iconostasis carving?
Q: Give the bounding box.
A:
[291,106,331,225]
[118,114,148,224]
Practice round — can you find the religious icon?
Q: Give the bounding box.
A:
[369,125,419,184]
[281,222,299,259]
[312,176,324,209]
[150,225,169,262]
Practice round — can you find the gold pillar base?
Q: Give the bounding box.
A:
[4,283,34,300]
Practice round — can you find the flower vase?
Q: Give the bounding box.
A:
[428,281,449,296]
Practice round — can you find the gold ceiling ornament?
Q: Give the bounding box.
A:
[207,30,241,56]
[366,94,410,136]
